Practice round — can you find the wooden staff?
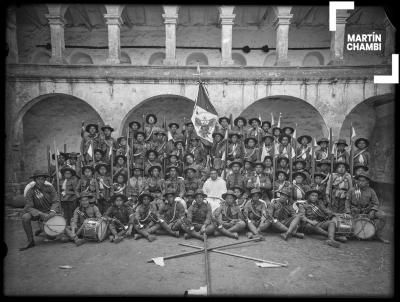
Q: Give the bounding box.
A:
[311,137,316,183]
[349,122,354,181]
[272,155,276,199]
[289,141,293,204]
[203,233,211,295]
[47,145,51,177]
[163,116,167,177]
[329,128,334,205]
[53,139,61,198]
[293,124,297,163]
[142,114,146,177]
[126,130,131,192]
[257,123,261,161]
[64,143,67,154]
[110,152,114,196]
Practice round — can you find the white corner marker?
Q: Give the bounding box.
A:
[329,1,354,31]
[374,54,399,84]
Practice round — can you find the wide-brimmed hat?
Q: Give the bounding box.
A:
[146,149,159,158]
[353,163,369,172]
[78,192,95,200]
[138,190,154,202]
[313,172,326,179]
[293,159,306,167]
[52,152,68,160]
[317,159,331,167]
[212,130,224,139]
[278,134,291,143]
[68,152,80,158]
[244,137,258,145]
[168,122,180,129]
[277,156,289,164]
[132,165,144,171]
[60,166,76,177]
[228,159,243,169]
[94,149,104,156]
[248,117,261,126]
[263,156,273,164]
[272,127,282,133]
[117,136,126,144]
[253,161,265,169]
[154,128,166,136]
[134,131,146,139]
[262,134,274,142]
[145,114,157,124]
[222,190,236,200]
[148,164,162,175]
[234,116,247,126]
[168,152,180,159]
[231,185,244,193]
[243,157,253,165]
[354,170,371,181]
[185,153,195,160]
[278,187,291,197]
[219,116,230,124]
[297,135,312,144]
[81,165,95,174]
[306,189,321,198]
[85,123,98,133]
[262,121,271,128]
[228,130,242,139]
[95,162,110,173]
[249,188,262,197]
[317,137,329,145]
[335,138,348,147]
[190,134,201,141]
[194,189,207,198]
[111,193,128,203]
[174,136,186,146]
[101,124,114,132]
[282,126,294,134]
[184,166,197,174]
[355,137,369,148]
[185,190,195,197]
[334,161,349,170]
[163,188,177,198]
[30,170,50,179]
[276,169,289,179]
[166,164,179,173]
[128,121,141,129]
[293,171,307,180]
[114,172,128,183]
[115,154,127,163]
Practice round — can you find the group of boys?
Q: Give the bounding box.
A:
[19,114,389,251]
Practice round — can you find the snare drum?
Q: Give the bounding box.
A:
[352,214,376,240]
[335,214,353,236]
[82,218,109,242]
[43,215,66,237]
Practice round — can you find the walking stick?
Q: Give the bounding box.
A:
[349,122,354,183]
[64,143,67,154]
[329,128,334,205]
[53,139,61,199]
[110,153,114,196]
[126,130,131,194]
[47,144,51,178]
[272,155,276,199]
[289,141,293,204]
[311,137,316,183]
[203,232,211,295]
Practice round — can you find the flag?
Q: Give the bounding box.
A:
[309,137,317,156]
[191,82,219,144]
[109,144,113,156]
[87,142,93,159]
[277,112,282,128]
[167,130,173,141]
[259,114,262,124]
[261,144,268,162]
[331,142,336,155]
[351,125,356,138]
[271,112,275,127]
[292,125,297,139]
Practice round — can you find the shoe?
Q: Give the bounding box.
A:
[231,232,239,240]
[280,233,289,241]
[147,235,156,242]
[133,234,141,240]
[335,236,347,243]
[59,236,70,243]
[114,236,123,244]
[325,239,340,248]
[184,233,190,240]
[174,231,180,238]
[75,239,85,246]
[35,229,43,236]
[292,232,304,239]
[19,241,35,251]
[246,232,253,239]
[109,235,114,242]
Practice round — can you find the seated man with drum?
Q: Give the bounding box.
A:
[103,194,135,244]
[64,192,102,246]
[20,170,62,251]
[299,189,348,248]
[345,171,389,244]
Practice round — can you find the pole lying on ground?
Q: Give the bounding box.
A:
[147,236,263,263]
[179,242,288,267]
[203,233,211,296]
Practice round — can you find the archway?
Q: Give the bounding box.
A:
[186,52,209,65]
[120,95,195,135]
[148,52,165,65]
[340,93,394,204]
[240,95,327,139]
[70,52,93,64]
[302,51,324,66]
[21,94,104,178]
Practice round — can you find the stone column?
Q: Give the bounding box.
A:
[383,16,395,64]
[219,6,235,66]
[272,6,293,66]
[328,10,351,65]
[6,6,18,64]
[162,6,179,65]
[46,4,68,64]
[104,5,124,64]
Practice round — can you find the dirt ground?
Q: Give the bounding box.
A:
[3,212,394,297]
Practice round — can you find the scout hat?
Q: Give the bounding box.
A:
[146,149,159,158]
[334,161,349,171]
[85,123,98,133]
[353,163,369,172]
[128,121,141,129]
[253,161,266,169]
[262,155,273,163]
[313,172,326,179]
[222,190,236,200]
[190,134,201,141]
[68,152,80,158]
[30,170,49,179]
[185,121,194,126]
[335,138,348,147]
[78,192,95,201]
[185,190,195,197]
[355,137,369,148]
[244,136,258,145]
[117,136,126,145]
[278,134,291,143]
[272,126,282,134]
[243,157,253,165]
[194,189,207,198]
[228,159,243,169]
[231,185,244,193]
[94,149,104,156]
[134,130,146,139]
[278,187,291,197]
[277,156,289,165]
[306,189,321,198]
[282,126,294,135]
[60,166,76,177]
[234,116,247,126]
[52,152,68,160]
[262,121,271,128]
[248,117,261,126]
[168,122,180,129]
[185,152,195,160]
[219,116,230,124]
[132,165,144,171]
[166,164,179,173]
[168,151,180,160]
[110,193,128,203]
[148,164,162,175]
[317,137,329,145]
[212,129,224,139]
[354,170,371,181]
[276,169,289,179]
[317,159,331,167]
[101,124,114,132]
[114,172,128,183]
[138,190,154,202]
[249,188,262,197]
[228,130,242,139]
[95,162,110,173]
[297,135,312,144]
[145,114,157,124]
[174,135,186,146]
[184,166,197,174]
[293,171,307,180]
[262,133,274,142]
[293,159,306,167]
[81,165,95,174]
[115,154,127,163]
[163,188,177,198]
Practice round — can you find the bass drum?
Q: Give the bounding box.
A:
[352,214,376,240]
[43,215,66,237]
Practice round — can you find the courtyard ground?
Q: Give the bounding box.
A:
[3,206,394,297]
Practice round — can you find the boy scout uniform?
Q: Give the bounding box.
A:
[59,167,79,226]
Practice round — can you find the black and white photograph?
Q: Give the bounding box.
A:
[4,1,396,297]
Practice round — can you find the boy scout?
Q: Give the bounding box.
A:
[95,162,113,214]
[226,160,246,191]
[144,113,158,142]
[243,188,269,239]
[184,167,203,193]
[127,166,147,199]
[59,167,79,226]
[80,122,101,164]
[156,189,186,237]
[233,116,247,138]
[243,137,259,164]
[128,120,141,146]
[292,171,311,201]
[326,162,352,213]
[188,135,207,167]
[246,161,272,201]
[246,117,263,139]
[273,170,291,198]
[100,124,116,163]
[75,165,99,201]
[296,134,312,170]
[315,137,330,163]
[353,138,370,167]
[334,139,349,165]
[211,130,226,174]
[227,131,244,163]
[132,191,158,242]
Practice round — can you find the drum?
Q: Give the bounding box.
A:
[82,218,109,242]
[353,214,376,240]
[335,214,353,236]
[43,215,66,237]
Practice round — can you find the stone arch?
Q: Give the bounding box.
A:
[31,50,51,64]
[120,94,195,136]
[120,52,131,64]
[302,51,324,66]
[339,93,394,186]
[232,53,247,66]
[240,95,327,139]
[69,51,94,64]
[16,93,104,178]
[186,52,209,66]
[148,52,165,65]
[263,52,276,66]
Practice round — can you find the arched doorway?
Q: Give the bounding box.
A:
[339,93,394,204]
[120,95,195,135]
[21,94,104,178]
[240,95,327,139]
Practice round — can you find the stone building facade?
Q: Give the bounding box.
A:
[5,4,395,193]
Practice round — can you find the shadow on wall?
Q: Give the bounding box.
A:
[240,95,327,139]
[22,94,103,179]
[120,95,195,135]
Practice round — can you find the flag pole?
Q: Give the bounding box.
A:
[53,138,61,199]
[126,129,130,193]
[349,122,354,181]
[329,128,334,206]
[311,137,316,183]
